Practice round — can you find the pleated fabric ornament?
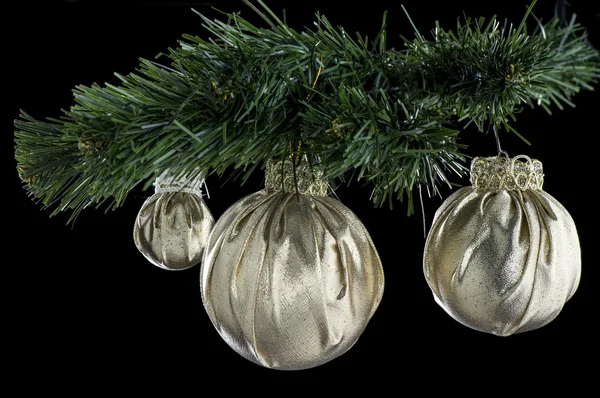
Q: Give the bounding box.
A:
[133,169,215,270]
[423,153,581,336]
[201,159,385,370]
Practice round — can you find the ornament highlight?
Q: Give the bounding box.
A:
[133,169,215,270]
[201,159,385,370]
[423,153,581,336]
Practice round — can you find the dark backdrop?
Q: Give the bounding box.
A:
[6,0,598,390]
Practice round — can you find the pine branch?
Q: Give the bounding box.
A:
[399,2,600,135]
[14,0,600,221]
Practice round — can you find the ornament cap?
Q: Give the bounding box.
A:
[154,168,207,196]
[470,153,544,191]
[264,159,329,196]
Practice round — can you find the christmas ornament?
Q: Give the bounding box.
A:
[423,153,581,336]
[133,169,215,270]
[200,159,385,370]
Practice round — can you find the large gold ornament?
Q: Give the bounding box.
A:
[133,169,215,270]
[201,159,385,370]
[423,154,581,336]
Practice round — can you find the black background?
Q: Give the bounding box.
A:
[6,0,599,391]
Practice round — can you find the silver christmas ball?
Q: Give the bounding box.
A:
[200,160,385,370]
[134,169,214,270]
[423,154,581,336]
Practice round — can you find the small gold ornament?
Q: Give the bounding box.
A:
[201,159,385,370]
[133,169,214,271]
[423,153,581,336]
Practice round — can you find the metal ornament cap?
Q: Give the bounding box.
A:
[423,153,581,336]
[470,153,544,192]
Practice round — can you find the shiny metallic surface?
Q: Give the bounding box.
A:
[423,155,581,336]
[133,170,215,270]
[201,187,384,370]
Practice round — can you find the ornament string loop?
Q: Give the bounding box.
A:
[497,150,510,160]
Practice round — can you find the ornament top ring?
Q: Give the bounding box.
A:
[154,168,208,195]
[470,153,544,192]
[264,159,329,196]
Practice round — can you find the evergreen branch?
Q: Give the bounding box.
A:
[14,0,600,220]
[399,2,600,133]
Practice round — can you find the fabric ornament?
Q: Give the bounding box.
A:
[133,169,215,270]
[200,159,385,370]
[423,153,581,336]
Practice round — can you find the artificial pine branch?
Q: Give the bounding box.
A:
[14,0,600,221]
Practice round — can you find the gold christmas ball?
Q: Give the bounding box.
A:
[423,154,581,336]
[200,160,384,370]
[133,169,214,270]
